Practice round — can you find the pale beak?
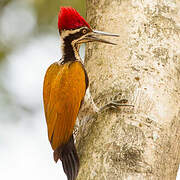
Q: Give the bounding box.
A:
[84,30,119,45]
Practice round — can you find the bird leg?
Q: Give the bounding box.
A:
[98,99,134,113]
[78,89,134,124]
[75,90,134,140]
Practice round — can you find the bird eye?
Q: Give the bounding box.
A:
[82,28,87,34]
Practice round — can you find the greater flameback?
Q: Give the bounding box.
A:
[43,7,118,180]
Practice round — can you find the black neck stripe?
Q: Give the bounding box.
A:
[62,30,83,62]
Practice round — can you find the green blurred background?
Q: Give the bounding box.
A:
[0,0,86,59]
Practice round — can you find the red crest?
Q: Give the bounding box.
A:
[58,7,91,31]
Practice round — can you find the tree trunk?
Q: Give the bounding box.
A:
[76,0,180,179]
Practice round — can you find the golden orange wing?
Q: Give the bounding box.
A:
[43,61,86,150]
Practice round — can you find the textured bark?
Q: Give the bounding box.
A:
[76,0,180,179]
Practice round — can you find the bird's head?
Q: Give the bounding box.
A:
[58,7,119,46]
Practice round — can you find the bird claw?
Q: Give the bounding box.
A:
[99,99,134,112]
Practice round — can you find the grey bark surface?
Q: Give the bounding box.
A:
[76,0,180,179]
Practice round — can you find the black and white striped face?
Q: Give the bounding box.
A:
[60,27,92,46]
[60,27,93,61]
[59,27,119,62]
[60,26,119,48]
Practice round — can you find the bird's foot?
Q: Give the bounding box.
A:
[98,99,134,112]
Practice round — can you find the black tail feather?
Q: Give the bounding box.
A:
[54,135,79,180]
[63,154,69,177]
[68,153,74,180]
[70,151,76,180]
[72,148,79,177]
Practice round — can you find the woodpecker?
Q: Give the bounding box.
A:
[43,7,118,180]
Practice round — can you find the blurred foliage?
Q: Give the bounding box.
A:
[0,0,11,62]
[0,0,86,55]
[0,0,11,9]
[0,47,8,62]
[34,0,86,31]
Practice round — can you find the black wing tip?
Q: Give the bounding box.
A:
[54,135,79,180]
